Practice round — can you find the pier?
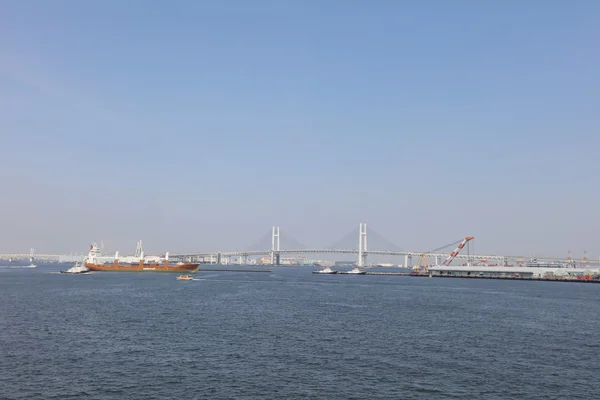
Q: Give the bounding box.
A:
[196,268,272,273]
[316,266,600,284]
[364,272,413,276]
[425,274,600,284]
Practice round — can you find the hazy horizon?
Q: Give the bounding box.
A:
[1,1,599,259]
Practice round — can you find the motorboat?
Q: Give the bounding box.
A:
[176,274,193,281]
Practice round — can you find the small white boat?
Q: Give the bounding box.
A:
[313,266,338,274]
[61,261,90,274]
[176,274,193,281]
[345,267,366,275]
[27,249,37,268]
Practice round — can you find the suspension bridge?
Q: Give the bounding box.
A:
[168,223,588,268]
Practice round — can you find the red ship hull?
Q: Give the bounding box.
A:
[85,261,199,272]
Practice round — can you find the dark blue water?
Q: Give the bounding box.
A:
[1,264,599,399]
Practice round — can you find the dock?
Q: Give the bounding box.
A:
[335,271,416,276]
[196,268,272,273]
[364,272,414,276]
[322,271,425,276]
[313,269,600,284]
[428,274,600,284]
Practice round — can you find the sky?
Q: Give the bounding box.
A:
[1,1,599,259]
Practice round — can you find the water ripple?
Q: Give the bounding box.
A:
[0,266,599,399]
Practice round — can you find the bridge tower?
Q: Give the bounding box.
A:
[358,223,368,267]
[271,226,280,265]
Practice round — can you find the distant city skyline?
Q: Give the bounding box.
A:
[1,1,599,257]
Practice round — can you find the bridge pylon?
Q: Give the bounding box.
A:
[358,223,368,267]
[271,226,280,265]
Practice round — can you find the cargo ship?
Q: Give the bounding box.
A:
[84,241,198,272]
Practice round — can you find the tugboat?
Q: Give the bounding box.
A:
[312,266,338,274]
[343,266,366,275]
[176,274,193,281]
[61,261,90,274]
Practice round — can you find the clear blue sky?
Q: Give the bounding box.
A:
[1,1,599,258]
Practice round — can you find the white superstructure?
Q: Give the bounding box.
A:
[86,240,169,265]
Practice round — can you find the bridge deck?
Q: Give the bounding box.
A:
[168,249,581,264]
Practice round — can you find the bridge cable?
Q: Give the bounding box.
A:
[425,239,464,255]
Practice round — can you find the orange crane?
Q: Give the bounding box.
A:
[413,253,431,273]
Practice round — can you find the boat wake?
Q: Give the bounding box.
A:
[324,302,367,309]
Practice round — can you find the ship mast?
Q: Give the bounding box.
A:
[134,240,143,258]
[134,240,144,261]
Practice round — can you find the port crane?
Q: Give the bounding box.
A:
[442,236,474,265]
[412,236,475,273]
